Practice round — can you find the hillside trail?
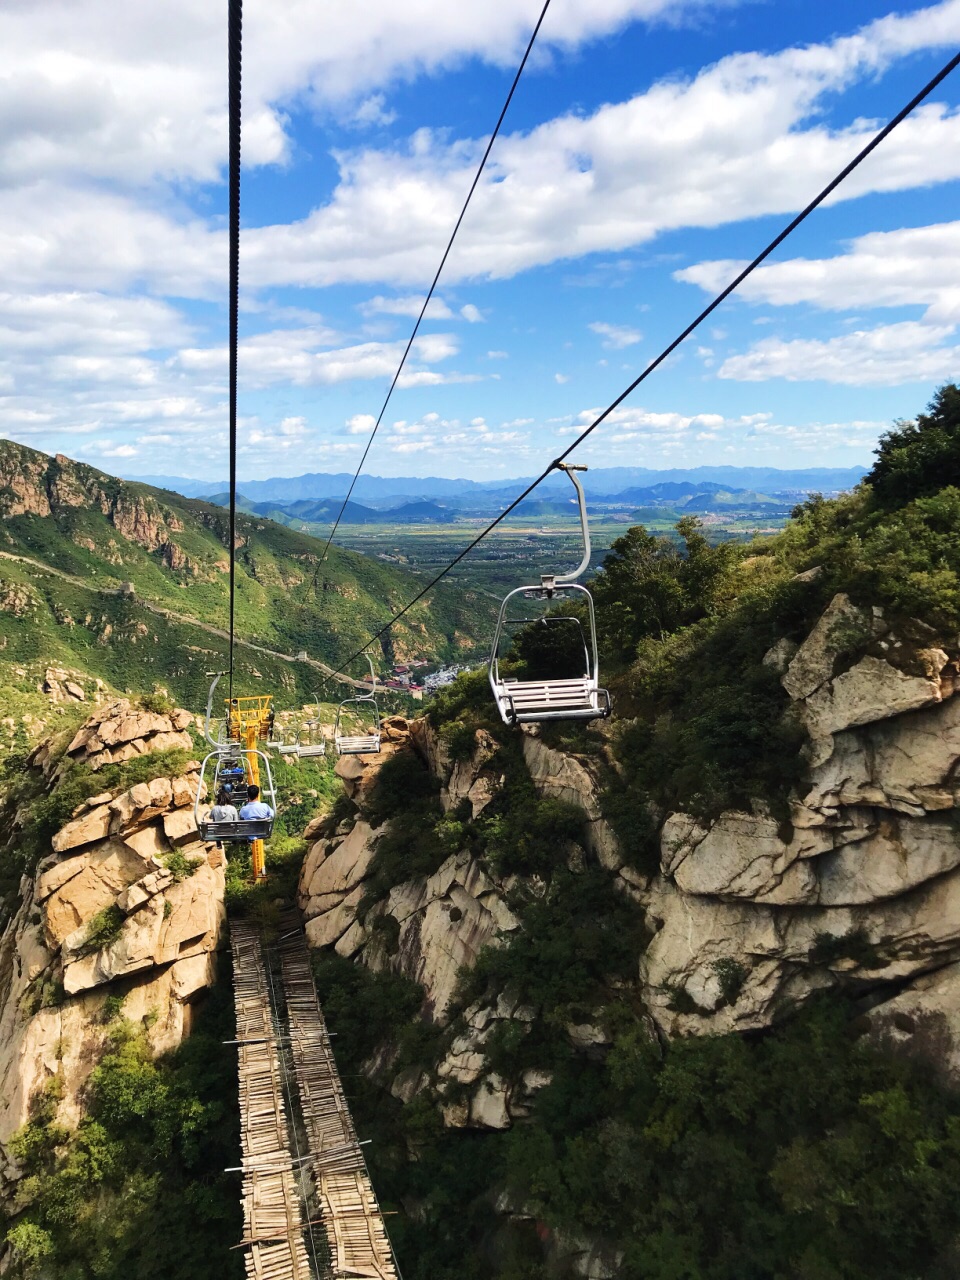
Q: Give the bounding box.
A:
[0,549,369,689]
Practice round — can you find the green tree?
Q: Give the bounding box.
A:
[867,383,960,508]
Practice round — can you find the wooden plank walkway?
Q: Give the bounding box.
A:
[231,921,314,1280]
[279,925,399,1280]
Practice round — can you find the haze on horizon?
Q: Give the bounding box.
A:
[3,0,960,482]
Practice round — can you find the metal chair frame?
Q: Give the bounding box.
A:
[488,464,611,726]
[335,659,382,755]
[195,747,278,842]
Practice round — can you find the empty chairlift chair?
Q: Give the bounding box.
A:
[488,462,611,726]
[296,694,328,758]
[335,660,382,755]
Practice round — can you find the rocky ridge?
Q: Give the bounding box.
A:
[299,591,960,1135]
[0,698,224,1161]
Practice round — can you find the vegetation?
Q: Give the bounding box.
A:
[3,989,241,1279]
[308,387,960,1278]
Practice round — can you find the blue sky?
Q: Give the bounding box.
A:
[3,0,960,480]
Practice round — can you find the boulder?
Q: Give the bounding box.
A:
[803,655,944,741]
[301,821,376,903]
[522,733,621,869]
[52,804,112,853]
[782,593,885,700]
[163,808,199,846]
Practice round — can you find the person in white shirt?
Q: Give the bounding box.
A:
[239,785,274,821]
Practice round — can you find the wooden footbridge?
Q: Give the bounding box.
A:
[230,919,399,1280]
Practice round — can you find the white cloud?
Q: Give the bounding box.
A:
[0,0,730,193]
[345,412,376,434]
[555,373,570,384]
[487,350,508,359]
[175,329,459,388]
[5,6,960,303]
[460,304,483,323]
[718,320,960,385]
[347,94,398,129]
[677,219,960,323]
[358,294,454,320]
[590,321,642,349]
[219,4,960,290]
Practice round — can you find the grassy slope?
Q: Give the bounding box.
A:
[0,442,493,712]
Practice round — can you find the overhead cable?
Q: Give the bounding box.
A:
[319,0,554,561]
[227,0,243,700]
[326,46,960,683]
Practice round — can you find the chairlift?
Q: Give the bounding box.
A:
[335,658,382,755]
[488,463,611,725]
[195,673,278,841]
[296,692,328,757]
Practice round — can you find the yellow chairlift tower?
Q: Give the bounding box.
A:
[226,694,274,880]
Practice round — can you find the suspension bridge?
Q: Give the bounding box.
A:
[230,918,398,1280]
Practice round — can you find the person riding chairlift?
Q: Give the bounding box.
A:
[239,784,274,823]
[209,787,239,850]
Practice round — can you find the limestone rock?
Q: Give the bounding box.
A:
[300,821,376,907]
[522,733,621,869]
[45,839,147,944]
[803,655,944,740]
[52,804,112,852]
[782,593,885,700]
[469,1074,511,1129]
[163,808,199,846]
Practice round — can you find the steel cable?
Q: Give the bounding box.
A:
[227,0,242,701]
[325,47,960,684]
[318,0,554,563]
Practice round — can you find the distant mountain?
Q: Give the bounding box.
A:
[127,465,868,508]
[202,493,456,525]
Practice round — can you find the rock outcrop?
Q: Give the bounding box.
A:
[646,594,960,1043]
[0,699,224,1155]
[300,592,960,1133]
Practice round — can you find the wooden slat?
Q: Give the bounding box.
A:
[230,922,314,1280]
[278,923,398,1280]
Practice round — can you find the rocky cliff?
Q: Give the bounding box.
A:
[299,592,960,1137]
[0,697,224,1170]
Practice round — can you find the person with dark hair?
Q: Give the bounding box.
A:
[210,787,239,823]
[239,784,274,821]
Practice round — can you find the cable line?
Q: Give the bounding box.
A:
[325,46,960,684]
[318,0,553,562]
[227,0,242,700]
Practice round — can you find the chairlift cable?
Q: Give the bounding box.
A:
[324,46,960,683]
[227,0,242,702]
[318,0,554,564]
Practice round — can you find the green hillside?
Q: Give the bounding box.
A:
[0,442,491,716]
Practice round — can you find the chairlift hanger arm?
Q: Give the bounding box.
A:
[204,672,226,748]
[550,463,591,586]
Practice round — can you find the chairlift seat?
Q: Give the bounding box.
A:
[198,818,274,842]
[336,733,382,755]
[297,741,327,758]
[494,677,611,725]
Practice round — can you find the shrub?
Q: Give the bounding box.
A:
[164,849,203,882]
[82,905,125,954]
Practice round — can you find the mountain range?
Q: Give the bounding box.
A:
[134,464,867,510]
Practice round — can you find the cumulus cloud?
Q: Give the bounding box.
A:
[677,219,960,323]
[358,294,454,320]
[175,329,459,388]
[717,320,960,385]
[589,321,642,348]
